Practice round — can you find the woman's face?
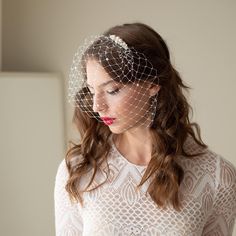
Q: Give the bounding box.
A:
[86,59,159,133]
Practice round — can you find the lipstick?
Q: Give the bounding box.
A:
[100,117,116,125]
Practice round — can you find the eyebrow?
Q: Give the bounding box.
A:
[86,80,116,88]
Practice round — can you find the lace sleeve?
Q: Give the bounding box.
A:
[202,157,236,235]
[54,160,83,236]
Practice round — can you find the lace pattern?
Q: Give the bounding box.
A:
[54,137,236,235]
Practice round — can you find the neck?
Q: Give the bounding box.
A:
[113,127,153,166]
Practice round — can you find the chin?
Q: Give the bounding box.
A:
[108,127,124,134]
[108,124,133,134]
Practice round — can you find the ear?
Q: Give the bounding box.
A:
[149,84,161,97]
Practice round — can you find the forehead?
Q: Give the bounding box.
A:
[86,59,113,87]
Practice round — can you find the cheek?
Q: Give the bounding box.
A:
[113,90,149,114]
[106,93,133,114]
[128,89,150,107]
[106,86,150,114]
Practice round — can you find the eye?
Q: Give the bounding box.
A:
[107,88,120,95]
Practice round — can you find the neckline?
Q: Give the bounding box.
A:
[109,134,148,169]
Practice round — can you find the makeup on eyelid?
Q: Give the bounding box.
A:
[88,86,121,96]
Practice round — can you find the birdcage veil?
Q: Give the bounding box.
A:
[68,34,160,131]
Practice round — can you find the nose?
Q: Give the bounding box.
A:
[92,94,108,113]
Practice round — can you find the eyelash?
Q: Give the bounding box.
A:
[89,88,120,96]
[107,88,120,95]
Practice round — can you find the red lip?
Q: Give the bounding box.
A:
[100,117,116,125]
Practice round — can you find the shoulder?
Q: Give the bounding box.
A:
[196,148,236,183]
[57,159,67,172]
[55,156,96,191]
[180,136,236,193]
[182,136,236,180]
[206,153,236,219]
[55,159,69,185]
[213,153,236,192]
[54,157,82,193]
[195,147,236,188]
[56,155,84,178]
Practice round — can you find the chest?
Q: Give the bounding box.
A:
[79,164,214,236]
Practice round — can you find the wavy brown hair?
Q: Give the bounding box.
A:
[65,22,208,211]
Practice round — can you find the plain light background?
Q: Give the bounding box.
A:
[0,72,65,236]
[1,0,236,235]
[0,0,1,69]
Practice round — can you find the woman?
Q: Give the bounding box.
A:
[54,23,236,235]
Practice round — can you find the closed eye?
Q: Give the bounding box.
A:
[88,88,121,96]
[107,88,120,95]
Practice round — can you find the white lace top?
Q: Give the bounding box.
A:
[54,136,236,235]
